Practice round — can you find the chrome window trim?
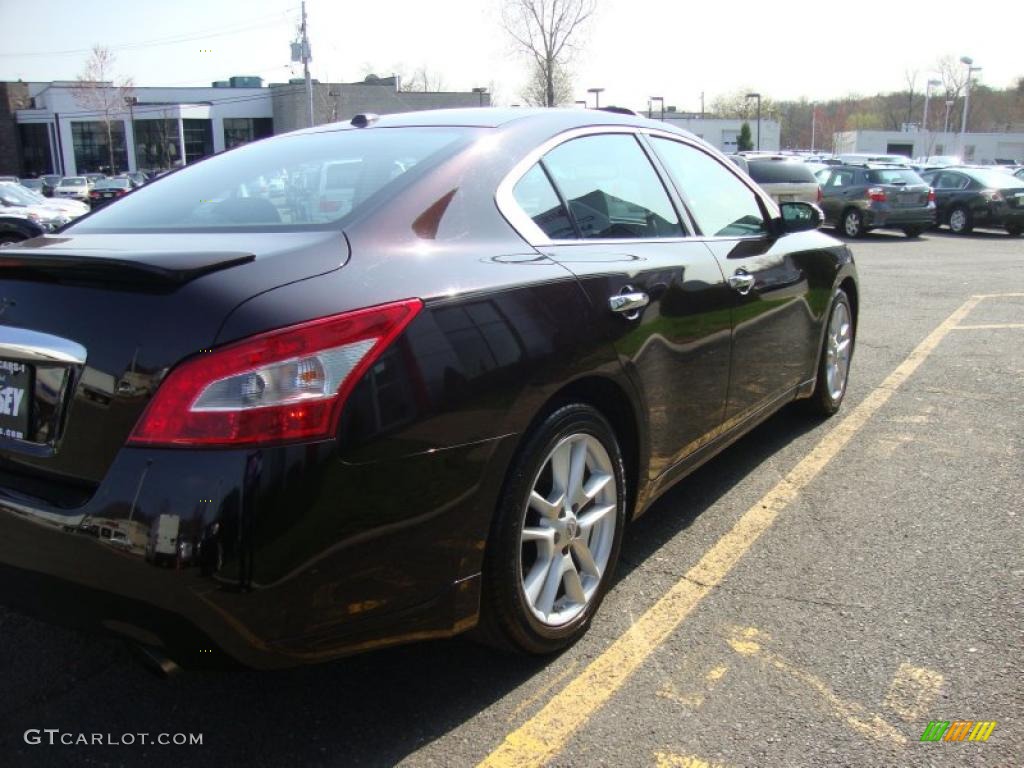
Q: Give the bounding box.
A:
[0,326,87,365]
[496,125,778,247]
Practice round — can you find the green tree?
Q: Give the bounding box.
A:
[737,122,753,152]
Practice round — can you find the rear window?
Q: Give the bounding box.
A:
[746,161,818,184]
[867,169,925,185]
[95,179,131,190]
[72,127,476,232]
[966,169,1024,189]
[61,177,85,186]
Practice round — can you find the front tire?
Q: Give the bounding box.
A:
[902,226,924,238]
[477,404,627,654]
[803,290,854,417]
[1006,224,1022,237]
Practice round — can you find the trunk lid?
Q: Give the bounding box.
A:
[0,230,347,500]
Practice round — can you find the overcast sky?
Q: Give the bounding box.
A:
[0,0,1018,110]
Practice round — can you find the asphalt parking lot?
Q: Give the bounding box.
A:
[1,227,1021,768]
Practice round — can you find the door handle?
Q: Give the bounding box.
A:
[608,292,649,316]
[728,271,756,295]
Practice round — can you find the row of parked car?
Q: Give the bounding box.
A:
[730,152,1024,237]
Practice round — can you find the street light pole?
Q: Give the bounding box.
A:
[921,78,940,132]
[746,92,762,150]
[810,103,816,152]
[958,56,981,147]
[587,87,604,109]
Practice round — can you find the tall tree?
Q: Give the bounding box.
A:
[501,0,595,107]
[72,46,134,174]
[736,122,753,152]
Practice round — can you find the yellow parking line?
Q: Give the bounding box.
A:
[477,294,982,768]
[654,751,735,768]
[952,323,1024,330]
[884,663,944,722]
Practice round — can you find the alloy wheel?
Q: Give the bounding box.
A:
[519,433,617,627]
[825,301,852,401]
[844,211,861,237]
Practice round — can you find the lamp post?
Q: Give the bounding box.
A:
[810,103,816,152]
[958,56,981,146]
[124,95,138,172]
[746,92,762,150]
[943,99,954,135]
[649,96,664,121]
[587,87,604,109]
[921,78,940,133]
[472,87,488,107]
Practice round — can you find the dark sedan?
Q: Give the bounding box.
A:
[88,177,134,209]
[920,167,1024,235]
[0,109,857,669]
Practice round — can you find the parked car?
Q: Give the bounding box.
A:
[19,178,44,194]
[0,176,18,184]
[818,165,935,237]
[55,176,91,202]
[84,173,107,185]
[7,182,88,221]
[835,153,911,166]
[114,172,147,188]
[919,167,1024,235]
[0,212,46,245]
[0,182,72,232]
[89,177,134,208]
[0,108,858,668]
[745,157,821,205]
[40,174,63,197]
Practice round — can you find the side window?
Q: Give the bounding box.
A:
[512,164,576,240]
[650,137,767,237]
[541,134,684,239]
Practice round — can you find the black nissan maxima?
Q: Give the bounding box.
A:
[0,109,857,668]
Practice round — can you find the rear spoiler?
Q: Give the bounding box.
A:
[0,247,255,290]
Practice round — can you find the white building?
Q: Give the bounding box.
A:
[834,130,1024,164]
[640,111,781,153]
[13,79,273,177]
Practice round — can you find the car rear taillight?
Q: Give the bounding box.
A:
[927,188,936,203]
[981,189,1004,202]
[127,299,422,447]
[867,187,887,202]
[816,185,823,203]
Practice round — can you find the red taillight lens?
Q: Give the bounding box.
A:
[981,188,1004,202]
[127,299,422,447]
[867,187,887,202]
[927,188,935,203]
[817,185,823,203]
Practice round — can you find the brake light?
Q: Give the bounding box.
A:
[981,189,1004,202]
[127,299,422,447]
[867,187,887,202]
[927,188,935,203]
[817,185,823,203]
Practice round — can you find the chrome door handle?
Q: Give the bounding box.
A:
[728,271,756,295]
[608,292,649,315]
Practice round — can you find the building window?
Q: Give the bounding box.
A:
[134,118,180,171]
[223,117,274,150]
[18,123,52,176]
[182,119,213,165]
[71,120,128,174]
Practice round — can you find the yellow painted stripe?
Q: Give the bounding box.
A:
[952,323,1024,330]
[654,751,735,768]
[477,295,982,768]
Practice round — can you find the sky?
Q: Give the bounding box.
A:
[0,0,1019,110]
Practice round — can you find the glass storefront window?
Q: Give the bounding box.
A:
[183,119,213,165]
[223,117,273,150]
[71,120,128,174]
[133,118,180,171]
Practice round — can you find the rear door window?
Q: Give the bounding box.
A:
[866,169,925,185]
[511,164,576,240]
[650,137,767,237]
[541,134,684,240]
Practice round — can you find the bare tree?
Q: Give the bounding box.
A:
[72,46,134,174]
[904,68,918,126]
[502,0,595,107]
[400,66,447,93]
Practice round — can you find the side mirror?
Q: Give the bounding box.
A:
[778,201,824,233]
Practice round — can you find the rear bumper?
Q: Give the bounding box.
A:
[864,204,936,228]
[0,435,512,668]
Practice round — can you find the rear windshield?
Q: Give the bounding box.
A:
[96,179,131,190]
[61,177,85,186]
[72,127,476,232]
[746,161,817,184]
[966,169,1024,189]
[867,169,925,185]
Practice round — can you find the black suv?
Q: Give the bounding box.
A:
[919,167,1024,236]
[817,164,935,238]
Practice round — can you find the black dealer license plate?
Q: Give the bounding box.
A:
[0,359,32,440]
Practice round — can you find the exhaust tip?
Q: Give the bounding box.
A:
[128,642,181,679]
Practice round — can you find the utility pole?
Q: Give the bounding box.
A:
[124,96,138,171]
[810,104,816,152]
[301,1,314,127]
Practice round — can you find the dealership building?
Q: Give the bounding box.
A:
[0,75,491,177]
[833,129,1024,164]
[640,110,781,153]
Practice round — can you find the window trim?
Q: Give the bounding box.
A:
[496,125,777,246]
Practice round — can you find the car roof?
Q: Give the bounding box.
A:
[287,107,702,143]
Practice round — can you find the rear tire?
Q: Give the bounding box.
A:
[477,404,627,654]
[841,209,865,238]
[948,205,973,234]
[902,226,924,238]
[1006,225,1022,237]
[802,289,854,417]
[0,233,25,247]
